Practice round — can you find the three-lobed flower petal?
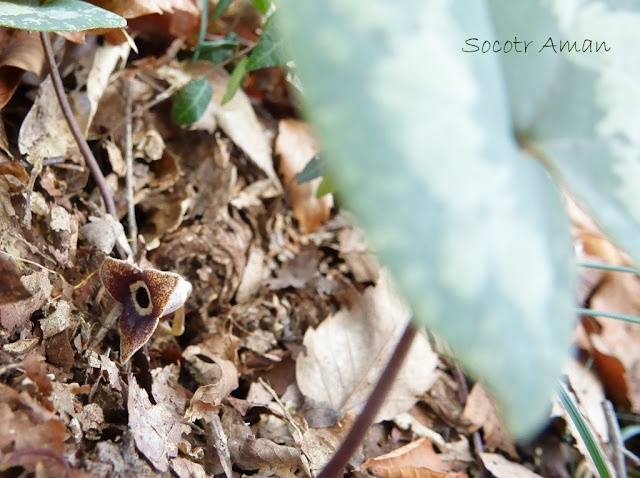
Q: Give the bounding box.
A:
[100,257,192,363]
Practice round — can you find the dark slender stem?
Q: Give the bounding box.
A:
[40,32,117,219]
[318,322,418,478]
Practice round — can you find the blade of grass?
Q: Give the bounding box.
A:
[576,308,640,326]
[577,261,640,276]
[557,381,613,478]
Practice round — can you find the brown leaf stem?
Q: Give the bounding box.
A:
[5,447,71,477]
[317,321,417,478]
[40,32,117,219]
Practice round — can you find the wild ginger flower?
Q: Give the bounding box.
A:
[100,257,192,363]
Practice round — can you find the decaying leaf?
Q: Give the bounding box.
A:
[0,28,43,110]
[276,119,333,234]
[296,271,438,421]
[0,256,31,305]
[0,269,52,332]
[361,437,468,478]
[128,375,190,472]
[461,383,516,457]
[479,453,543,478]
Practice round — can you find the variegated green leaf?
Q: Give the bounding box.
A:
[278,0,575,439]
[0,0,125,32]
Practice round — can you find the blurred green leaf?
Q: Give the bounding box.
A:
[211,0,234,24]
[278,0,575,439]
[198,34,238,65]
[222,56,248,105]
[297,153,328,184]
[171,77,212,126]
[246,13,288,71]
[316,174,336,197]
[489,1,640,267]
[0,0,125,31]
[252,0,271,15]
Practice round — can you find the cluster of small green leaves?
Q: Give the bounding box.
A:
[172,0,288,125]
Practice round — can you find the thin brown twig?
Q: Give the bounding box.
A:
[124,80,137,253]
[603,400,627,478]
[318,322,418,478]
[40,32,117,219]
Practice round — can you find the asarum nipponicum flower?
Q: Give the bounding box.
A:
[100,257,192,363]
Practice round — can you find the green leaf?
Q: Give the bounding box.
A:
[171,78,212,126]
[211,0,234,24]
[316,174,335,198]
[246,13,288,71]
[252,0,271,15]
[0,0,126,31]
[489,1,640,269]
[197,34,238,65]
[297,153,328,184]
[278,0,575,439]
[222,56,248,105]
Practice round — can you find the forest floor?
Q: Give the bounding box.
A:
[0,2,638,477]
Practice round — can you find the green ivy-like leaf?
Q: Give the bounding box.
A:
[278,0,575,439]
[246,13,288,71]
[0,0,126,31]
[171,78,212,126]
[222,56,248,105]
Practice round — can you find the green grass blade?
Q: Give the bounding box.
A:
[576,308,640,326]
[557,381,613,478]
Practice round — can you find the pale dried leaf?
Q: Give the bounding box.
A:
[0,269,52,332]
[171,456,208,478]
[235,244,266,303]
[296,271,438,421]
[193,64,280,188]
[460,383,516,457]
[128,376,190,472]
[479,453,543,478]
[361,437,468,478]
[40,300,71,339]
[19,77,75,163]
[276,119,333,233]
[85,43,130,136]
[80,214,125,254]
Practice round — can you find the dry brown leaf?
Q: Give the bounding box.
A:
[184,347,239,420]
[361,437,468,478]
[171,456,208,478]
[0,383,67,476]
[101,0,200,39]
[127,375,190,472]
[19,77,75,163]
[276,119,333,234]
[0,256,32,306]
[0,269,52,333]
[296,271,438,421]
[479,453,543,478]
[228,422,307,476]
[0,29,44,110]
[460,383,516,457]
